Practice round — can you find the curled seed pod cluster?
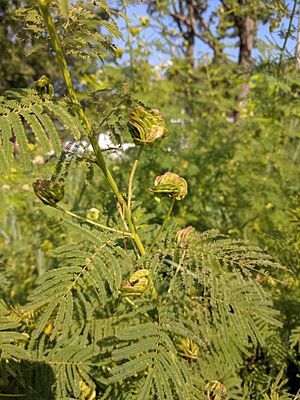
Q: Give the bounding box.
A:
[120,269,151,297]
[205,380,227,400]
[34,75,54,99]
[32,179,64,206]
[175,337,199,360]
[127,105,167,144]
[149,171,188,202]
[176,226,195,248]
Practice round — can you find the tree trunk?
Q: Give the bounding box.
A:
[234,15,257,120]
[185,0,196,68]
[238,15,257,68]
[185,35,195,68]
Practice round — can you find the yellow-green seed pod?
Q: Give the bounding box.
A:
[205,380,227,400]
[34,75,54,99]
[127,105,167,145]
[32,179,64,206]
[120,269,151,297]
[175,337,199,360]
[149,172,188,202]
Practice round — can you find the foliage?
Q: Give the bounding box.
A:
[0,0,299,399]
[0,0,61,91]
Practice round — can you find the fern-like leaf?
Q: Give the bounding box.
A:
[20,109,52,153]
[0,301,29,360]
[137,369,154,400]
[58,0,69,17]
[0,116,13,170]
[111,318,190,399]
[44,101,82,140]
[44,340,98,399]
[9,112,31,170]
[31,104,61,154]
[0,88,88,172]
[24,224,130,340]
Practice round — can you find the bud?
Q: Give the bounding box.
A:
[32,179,64,206]
[129,26,141,37]
[205,380,227,400]
[120,269,151,297]
[34,75,54,99]
[139,16,150,26]
[127,106,167,145]
[86,207,101,221]
[114,47,124,58]
[43,321,54,336]
[176,226,195,248]
[149,172,188,202]
[175,337,199,360]
[40,239,53,252]
[269,17,279,32]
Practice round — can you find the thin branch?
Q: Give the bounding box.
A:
[38,1,145,256]
[278,0,298,75]
[127,146,144,209]
[54,205,132,237]
[149,198,176,252]
[98,99,124,128]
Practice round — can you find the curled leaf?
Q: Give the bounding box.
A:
[176,226,195,248]
[32,179,64,206]
[34,75,54,99]
[149,172,188,202]
[120,269,151,297]
[128,105,167,145]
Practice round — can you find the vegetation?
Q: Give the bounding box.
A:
[0,0,299,399]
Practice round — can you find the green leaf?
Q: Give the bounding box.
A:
[58,0,69,17]
[21,109,52,153]
[110,354,153,383]
[10,113,31,170]
[137,369,154,400]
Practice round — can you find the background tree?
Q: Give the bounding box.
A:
[0,0,300,397]
[0,0,61,91]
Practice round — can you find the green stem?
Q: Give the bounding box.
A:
[71,179,87,211]
[127,145,143,209]
[98,99,124,128]
[167,250,187,294]
[54,205,132,237]
[122,0,135,88]
[277,0,297,76]
[38,1,145,256]
[149,198,176,252]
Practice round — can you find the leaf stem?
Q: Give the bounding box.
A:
[122,0,135,88]
[54,205,132,237]
[98,99,124,128]
[127,145,144,209]
[149,198,176,252]
[38,1,145,255]
[277,0,297,76]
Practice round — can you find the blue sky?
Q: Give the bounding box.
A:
[115,0,298,65]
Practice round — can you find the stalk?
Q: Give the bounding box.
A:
[121,0,135,88]
[277,0,297,76]
[127,146,144,209]
[54,205,132,237]
[149,198,176,252]
[38,1,145,255]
